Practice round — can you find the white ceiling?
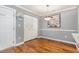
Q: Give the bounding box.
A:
[18,5,76,16]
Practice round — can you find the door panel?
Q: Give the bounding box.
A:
[0,6,15,50]
[24,15,38,41]
[16,16,24,44]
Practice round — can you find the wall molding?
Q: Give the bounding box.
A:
[15,5,38,16]
[50,6,77,16]
[15,6,77,17]
[38,36,76,45]
[40,29,77,32]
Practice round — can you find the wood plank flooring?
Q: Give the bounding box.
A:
[1,38,77,53]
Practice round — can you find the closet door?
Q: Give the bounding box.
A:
[16,16,24,44]
[24,15,38,41]
[0,6,15,50]
[32,17,38,38]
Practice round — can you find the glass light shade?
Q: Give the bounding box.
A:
[44,17,51,21]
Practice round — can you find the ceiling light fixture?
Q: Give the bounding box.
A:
[44,16,51,21]
[44,5,52,21]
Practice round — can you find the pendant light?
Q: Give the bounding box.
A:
[44,5,51,21]
[44,16,51,21]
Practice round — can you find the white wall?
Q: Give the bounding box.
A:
[61,9,77,30]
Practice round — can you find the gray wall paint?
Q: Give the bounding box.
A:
[40,30,76,42]
[61,9,77,30]
[5,5,78,43]
[39,9,77,43]
[39,9,77,30]
[16,16,24,44]
[77,7,79,33]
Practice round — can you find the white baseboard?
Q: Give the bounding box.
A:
[15,42,24,46]
[0,46,14,51]
[38,36,76,45]
[15,37,37,46]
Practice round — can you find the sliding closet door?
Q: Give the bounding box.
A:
[0,6,16,50]
[24,15,38,41]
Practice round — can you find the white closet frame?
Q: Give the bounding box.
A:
[0,6,16,51]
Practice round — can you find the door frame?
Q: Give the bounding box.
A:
[24,15,38,42]
[0,6,16,50]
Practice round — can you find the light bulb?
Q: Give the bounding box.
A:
[44,17,51,21]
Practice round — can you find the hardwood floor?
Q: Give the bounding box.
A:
[1,38,77,53]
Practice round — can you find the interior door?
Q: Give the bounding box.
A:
[32,17,38,38]
[0,6,15,50]
[24,15,38,41]
[16,16,24,44]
